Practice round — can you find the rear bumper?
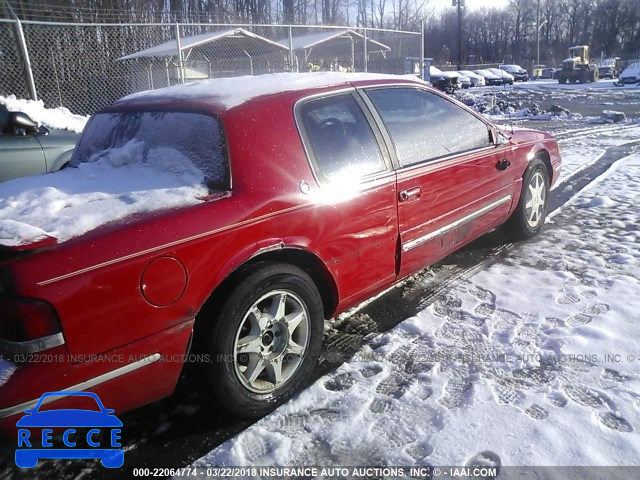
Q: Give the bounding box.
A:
[0,320,193,437]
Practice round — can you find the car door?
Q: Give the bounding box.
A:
[294,90,399,305]
[361,86,516,279]
[0,132,47,182]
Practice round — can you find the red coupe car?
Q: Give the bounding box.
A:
[0,73,561,429]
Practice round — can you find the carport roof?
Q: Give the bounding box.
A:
[279,29,390,52]
[118,28,289,60]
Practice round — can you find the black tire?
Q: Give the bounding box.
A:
[503,159,550,240]
[558,77,567,84]
[203,263,324,418]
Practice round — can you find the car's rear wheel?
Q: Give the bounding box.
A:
[504,159,549,240]
[204,263,323,418]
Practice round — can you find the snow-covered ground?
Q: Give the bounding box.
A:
[192,154,640,472]
[0,95,88,133]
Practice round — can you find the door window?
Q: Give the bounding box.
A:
[365,87,490,167]
[298,93,385,181]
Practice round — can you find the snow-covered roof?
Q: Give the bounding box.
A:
[278,30,390,52]
[121,72,407,109]
[118,28,289,61]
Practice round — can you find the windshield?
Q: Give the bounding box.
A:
[71,111,229,190]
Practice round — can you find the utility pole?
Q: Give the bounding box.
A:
[536,0,540,66]
[453,0,464,70]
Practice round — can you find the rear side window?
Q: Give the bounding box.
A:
[71,111,229,189]
[365,87,490,167]
[298,93,385,181]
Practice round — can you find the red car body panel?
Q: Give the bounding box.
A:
[0,76,561,433]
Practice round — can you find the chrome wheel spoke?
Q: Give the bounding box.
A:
[286,340,304,356]
[249,306,268,330]
[236,335,262,354]
[268,293,287,321]
[244,355,268,385]
[285,310,305,334]
[267,358,283,385]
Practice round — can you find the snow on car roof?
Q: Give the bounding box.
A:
[621,61,640,76]
[121,72,406,109]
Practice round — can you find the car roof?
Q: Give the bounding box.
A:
[115,72,420,113]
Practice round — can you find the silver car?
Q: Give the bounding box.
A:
[0,109,79,183]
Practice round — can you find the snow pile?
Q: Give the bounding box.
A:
[0,95,88,133]
[0,141,209,247]
[123,72,405,109]
[458,92,582,121]
[602,110,627,123]
[582,195,616,208]
[192,153,640,469]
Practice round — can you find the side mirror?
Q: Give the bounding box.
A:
[7,111,39,135]
[491,128,510,146]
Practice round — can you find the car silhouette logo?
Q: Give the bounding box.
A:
[15,391,124,468]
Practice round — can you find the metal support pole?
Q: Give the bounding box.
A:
[536,0,540,66]
[6,1,38,101]
[363,27,368,72]
[457,0,462,70]
[175,22,184,83]
[419,19,425,80]
[288,25,295,72]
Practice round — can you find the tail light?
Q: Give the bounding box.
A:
[0,295,62,346]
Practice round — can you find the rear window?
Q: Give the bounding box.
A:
[71,111,229,190]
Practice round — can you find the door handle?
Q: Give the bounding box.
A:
[496,159,512,171]
[399,186,422,202]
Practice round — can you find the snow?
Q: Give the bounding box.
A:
[0,95,88,133]
[122,72,407,109]
[190,131,640,468]
[0,139,209,247]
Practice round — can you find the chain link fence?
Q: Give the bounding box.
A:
[0,11,422,116]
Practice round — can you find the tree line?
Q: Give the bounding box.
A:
[4,0,640,65]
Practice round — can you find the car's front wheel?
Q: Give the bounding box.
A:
[204,263,324,418]
[504,159,550,240]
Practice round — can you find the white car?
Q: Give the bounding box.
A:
[487,68,514,85]
[499,64,529,81]
[458,70,486,87]
[473,69,504,86]
[617,61,640,85]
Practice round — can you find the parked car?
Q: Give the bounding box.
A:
[499,64,529,81]
[473,69,504,86]
[456,73,471,89]
[487,68,515,85]
[458,70,486,87]
[0,108,79,183]
[429,66,462,93]
[617,61,640,85]
[0,73,562,426]
[540,67,558,79]
[597,57,621,79]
